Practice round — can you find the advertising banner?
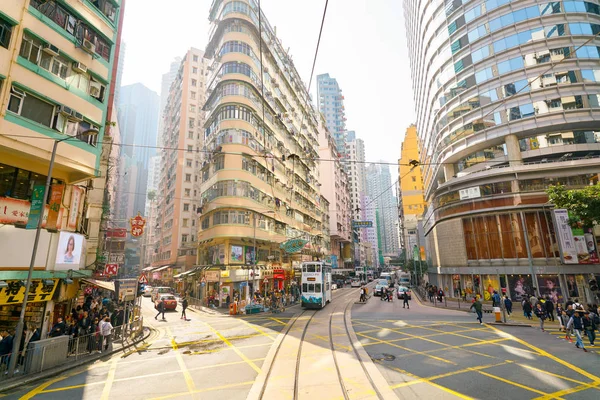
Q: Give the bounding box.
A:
[0,279,58,305]
[553,209,578,264]
[67,186,84,231]
[507,275,533,302]
[537,275,564,304]
[245,246,255,264]
[26,185,45,229]
[55,231,86,270]
[46,184,65,230]
[230,245,244,263]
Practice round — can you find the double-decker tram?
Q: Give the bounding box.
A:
[300,261,332,309]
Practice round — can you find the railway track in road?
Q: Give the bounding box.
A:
[256,286,387,400]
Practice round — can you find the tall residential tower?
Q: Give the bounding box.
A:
[317,73,347,158]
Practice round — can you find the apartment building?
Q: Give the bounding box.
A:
[366,163,400,258]
[151,48,209,282]
[405,0,600,301]
[346,131,368,265]
[197,0,328,301]
[0,0,122,331]
[317,73,346,158]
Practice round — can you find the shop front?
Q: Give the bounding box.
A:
[272,268,285,291]
[203,270,221,307]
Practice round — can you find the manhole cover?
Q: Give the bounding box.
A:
[383,353,396,361]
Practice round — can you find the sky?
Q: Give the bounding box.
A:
[121,0,415,168]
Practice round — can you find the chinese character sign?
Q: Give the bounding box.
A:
[26,185,45,229]
[46,184,65,230]
[129,212,146,237]
[0,279,58,305]
[553,209,578,264]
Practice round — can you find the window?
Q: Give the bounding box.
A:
[187,145,193,153]
[0,16,13,49]
[191,79,197,87]
[183,218,189,227]
[90,0,117,22]
[183,203,190,212]
[191,91,196,99]
[189,104,196,112]
[188,118,195,128]
[185,173,191,182]
[213,155,225,172]
[182,234,188,243]
[8,87,54,127]
[193,67,198,74]
[188,131,194,139]
[201,217,209,229]
[193,55,198,62]
[186,159,192,167]
[185,188,191,197]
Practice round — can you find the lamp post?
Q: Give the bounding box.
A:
[8,129,99,377]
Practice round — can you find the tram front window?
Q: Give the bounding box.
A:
[307,265,316,273]
[315,283,321,292]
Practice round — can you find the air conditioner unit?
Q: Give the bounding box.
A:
[70,110,84,121]
[42,44,60,57]
[57,105,73,116]
[72,61,87,74]
[81,39,96,54]
[89,81,102,98]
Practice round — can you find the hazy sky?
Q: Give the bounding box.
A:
[121,0,415,167]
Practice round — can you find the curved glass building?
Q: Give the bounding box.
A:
[405,0,600,302]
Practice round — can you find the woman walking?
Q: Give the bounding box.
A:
[181,296,189,320]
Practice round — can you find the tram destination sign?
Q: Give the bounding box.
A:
[352,220,373,228]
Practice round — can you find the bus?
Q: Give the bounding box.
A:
[301,261,332,309]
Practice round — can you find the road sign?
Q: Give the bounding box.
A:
[263,278,268,284]
[105,264,118,276]
[352,220,373,228]
[138,273,148,284]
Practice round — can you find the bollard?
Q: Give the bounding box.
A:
[494,307,502,323]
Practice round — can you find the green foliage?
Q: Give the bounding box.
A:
[547,184,600,227]
[147,190,157,201]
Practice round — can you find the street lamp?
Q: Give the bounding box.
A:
[8,129,99,377]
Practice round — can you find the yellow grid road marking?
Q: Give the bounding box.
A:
[381,363,473,399]
[477,370,554,397]
[532,381,600,399]
[166,326,197,395]
[202,320,262,374]
[517,364,600,390]
[148,380,255,400]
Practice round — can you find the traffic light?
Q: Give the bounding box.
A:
[590,279,598,291]
[137,282,144,297]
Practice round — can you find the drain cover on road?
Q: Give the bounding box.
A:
[371,353,396,361]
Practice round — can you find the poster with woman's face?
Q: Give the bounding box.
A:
[507,275,533,302]
[54,232,85,270]
[537,276,563,303]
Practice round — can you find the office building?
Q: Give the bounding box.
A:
[152,48,209,280]
[317,73,346,158]
[0,0,122,332]
[196,0,329,301]
[405,0,600,302]
[366,163,400,258]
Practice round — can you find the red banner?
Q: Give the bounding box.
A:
[129,212,146,237]
[46,184,65,230]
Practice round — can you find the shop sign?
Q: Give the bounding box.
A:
[221,270,230,278]
[105,264,119,275]
[106,228,127,238]
[115,279,137,302]
[205,271,220,281]
[280,238,308,253]
[0,196,30,224]
[46,184,65,230]
[572,232,599,264]
[0,279,58,305]
[26,185,45,229]
[553,209,578,264]
[67,186,84,231]
[103,253,125,264]
[352,220,373,228]
[459,186,481,200]
[129,212,146,237]
[273,268,285,280]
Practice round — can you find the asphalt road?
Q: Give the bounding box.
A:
[353,290,600,399]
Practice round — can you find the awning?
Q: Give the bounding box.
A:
[174,268,200,278]
[153,265,172,272]
[81,278,115,292]
[142,266,156,271]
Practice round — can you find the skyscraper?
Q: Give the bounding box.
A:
[197,0,328,299]
[366,163,400,258]
[317,73,346,158]
[346,133,368,264]
[405,0,600,299]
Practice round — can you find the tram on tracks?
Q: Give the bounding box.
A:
[300,261,332,309]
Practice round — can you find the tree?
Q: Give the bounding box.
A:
[547,184,600,228]
[147,190,156,202]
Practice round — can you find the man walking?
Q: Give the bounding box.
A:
[534,303,547,331]
[492,291,501,307]
[545,297,555,322]
[359,286,365,303]
[582,311,596,346]
[181,296,189,320]
[402,289,410,309]
[503,295,512,316]
[155,298,166,320]
[470,297,483,324]
[567,310,587,352]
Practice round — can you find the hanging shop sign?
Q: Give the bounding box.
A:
[0,279,59,305]
[130,212,146,237]
[205,271,220,281]
[280,238,308,253]
[352,220,373,228]
[67,186,84,231]
[105,264,119,276]
[553,209,578,264]
[26,185,45,229]
[115,279,137,302]
[46,184,65,230]
[459,186,481,200]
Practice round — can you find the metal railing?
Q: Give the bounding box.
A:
[0,319,144,383]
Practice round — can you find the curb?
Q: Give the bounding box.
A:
[0,327,152,394]
[345,301,400,399]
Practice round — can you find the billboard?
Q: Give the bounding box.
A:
[54,231,86,270]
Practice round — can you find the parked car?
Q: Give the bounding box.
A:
[396,286,412,300]
[152,287,173,302]
[156,294,177,310]
[143,286,153,297]
[374,280,390,296]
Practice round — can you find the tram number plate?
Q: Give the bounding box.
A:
[307,277,316,281]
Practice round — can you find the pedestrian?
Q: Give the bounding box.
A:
[566,310,587,352]
[402,289,410,309]
[582,311,596,346]
[49,317,66,337]
[100,316,113,352]
[492,291,501,307]
[470,298,483,324]
[181,296,188,320]
[359,286,365,302]
[155,298,166,320]
[503,295,512,316]
[534,303,547,331]
[545,296,555,322]
[530,293,538,307]
[523,299,533,320]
